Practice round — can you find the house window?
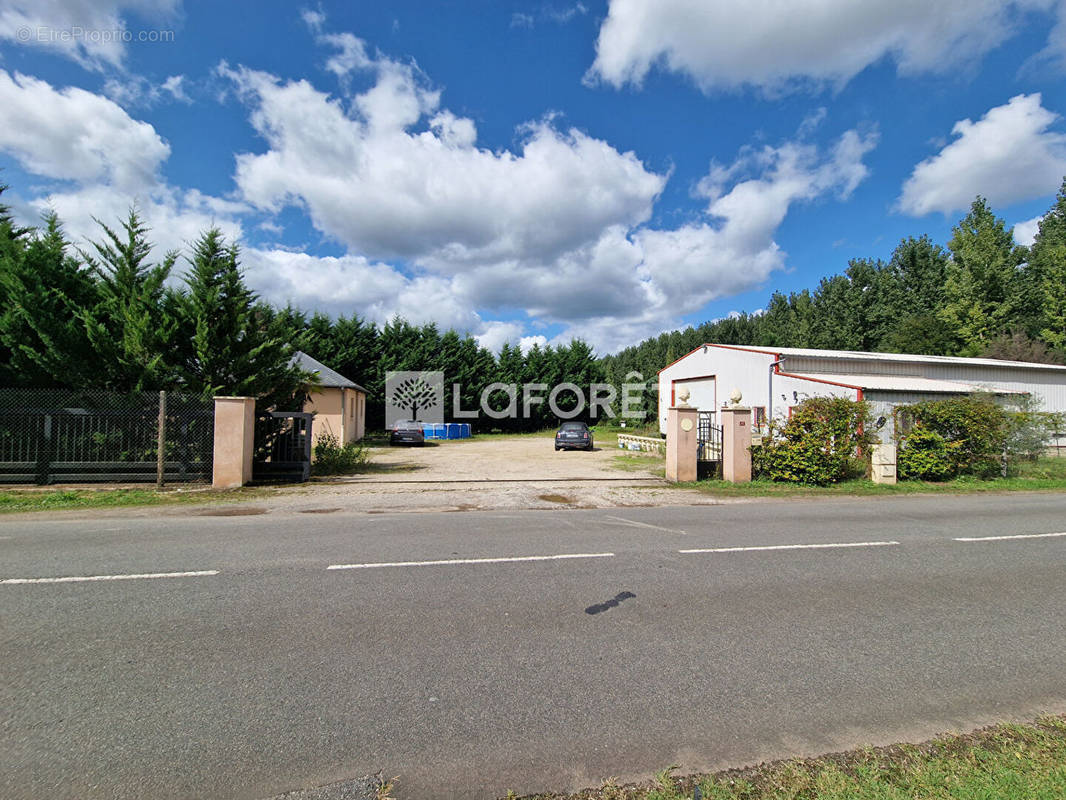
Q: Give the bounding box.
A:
[753,406,767,431]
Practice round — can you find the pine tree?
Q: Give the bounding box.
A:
[0,212,97,387]
[78,210,178,391]
[178,228,305,404]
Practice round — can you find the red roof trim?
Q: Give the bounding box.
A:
[656,344,711,374]
[706,343,782,358]
[657,343,782,374]
[778,370,863,394]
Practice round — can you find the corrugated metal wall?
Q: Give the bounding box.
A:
[787,355,1066,416]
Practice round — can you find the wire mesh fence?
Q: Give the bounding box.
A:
[0,389,214,485]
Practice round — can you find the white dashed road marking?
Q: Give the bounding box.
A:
[954,531,1066,543]
[680,541,900,554]
[1,570,220,585]
[328,553,615,570]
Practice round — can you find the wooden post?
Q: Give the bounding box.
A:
[156,390,166,489]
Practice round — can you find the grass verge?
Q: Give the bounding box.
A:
[686,457,1066,497]
[507,716,1066,799]
[0,485,272,514]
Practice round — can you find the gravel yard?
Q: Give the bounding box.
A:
[262,433,726,514]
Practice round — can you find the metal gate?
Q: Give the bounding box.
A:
[253,412,312,482]
[697,411,723,479]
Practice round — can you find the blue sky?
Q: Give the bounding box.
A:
[2,1,1066,354]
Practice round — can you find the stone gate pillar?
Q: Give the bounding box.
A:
[213,396,256,489]
[666,405,699,482]
[720,406,752,483]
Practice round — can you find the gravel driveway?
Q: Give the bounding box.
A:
[262,434,723,514]
[363,433,648,482]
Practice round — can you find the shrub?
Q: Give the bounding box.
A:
[896,395,1008,479]
[1005,396,1065,463]
[312,433,370,475]
[897,425,957,481]
[753,397,874,485]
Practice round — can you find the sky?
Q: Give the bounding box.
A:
[1,1,1066,355]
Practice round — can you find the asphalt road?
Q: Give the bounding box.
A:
[3,493,1066,799]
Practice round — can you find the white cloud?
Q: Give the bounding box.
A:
[161,74,189,102]
[210,29,876,353]
[898,94,1066,216]
[587,0,1058,93]
[0,28,878,354]
[511,4,588,28]
[1013,214,1044,246]
[519,335,550,353]
[0,0,179,70]
[219,46,665,266]
[475,321,528,354]
[0,71,244,263]
[32,184,244,262]
[230,126,875,353]
[300,8,325,33]
[0,70,169,192]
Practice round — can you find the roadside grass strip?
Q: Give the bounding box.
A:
[327,553,615,570]
[954,531,1066,542]
[508,716,1066,800]
[679,541,899,554]
[1,570,220,585]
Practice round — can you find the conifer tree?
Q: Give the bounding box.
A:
[78,210,178,391]
[178,228,305,404]
[0,212,96,386]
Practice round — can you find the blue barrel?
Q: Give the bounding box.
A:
[446,423,461,439]
[460,423,471,438]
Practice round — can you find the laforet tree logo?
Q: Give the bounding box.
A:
[385,370,444,426]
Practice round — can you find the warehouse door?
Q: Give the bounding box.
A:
[672,376,716,412]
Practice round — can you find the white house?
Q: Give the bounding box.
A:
[658,344,1066,450]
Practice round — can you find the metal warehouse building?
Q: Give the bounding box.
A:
[658,344,1066,450]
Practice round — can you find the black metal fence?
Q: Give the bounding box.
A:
[253,411,312,483]
[0,389,213,485]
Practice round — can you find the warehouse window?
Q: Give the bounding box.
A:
[753,406,767,431]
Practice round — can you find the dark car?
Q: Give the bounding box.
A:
[555,421,593,451]
[389,419,425,446]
